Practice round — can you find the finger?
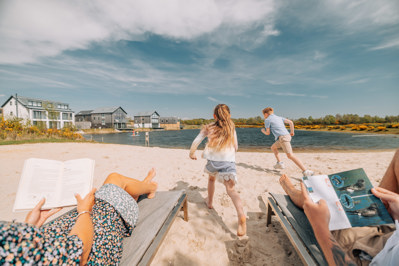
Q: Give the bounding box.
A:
[374,187,397,196]
[372,188,397,202]
[75,193,82,202]
[300,182,310,201]
[33,197,46,211]
[318,199,328,207]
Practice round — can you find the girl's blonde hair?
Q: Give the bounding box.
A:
[206,104,235,150]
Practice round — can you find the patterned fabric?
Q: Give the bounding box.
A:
[95,183,139,228]
[1,184,139,265]
[0,221,83,265]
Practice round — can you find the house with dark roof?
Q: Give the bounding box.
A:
[1,95,74,129]
[134,111,160,128]
[75,107,127,129]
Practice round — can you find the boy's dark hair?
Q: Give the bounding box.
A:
[262,107,274,114]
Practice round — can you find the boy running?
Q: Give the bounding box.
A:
[261,107,314,177]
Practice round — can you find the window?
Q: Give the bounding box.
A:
[101,120,105,126]
[10,101,12,106]
[62,113,70,120]
[33,111,43,119]
[10,111,13,116]
[28,101,33,106]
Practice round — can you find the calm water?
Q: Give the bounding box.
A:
[83,128,399,151]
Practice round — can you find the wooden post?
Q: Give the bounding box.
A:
[182,197,188,221]
[266,200,274,226]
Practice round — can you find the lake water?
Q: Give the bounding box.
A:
[83,128,399,151]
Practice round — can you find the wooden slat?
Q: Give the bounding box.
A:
[265,193,328,266]
[120,190,187,266]
[263,195,317,266]
[137,193,187,266]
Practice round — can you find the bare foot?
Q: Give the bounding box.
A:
[279,174,295,195]
[237,216,246,236]
[279,174,304,208]
[144,168,156,182]
[144,168,157,199]
[206,198,213,209]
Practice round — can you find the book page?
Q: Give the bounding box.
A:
[303,175,351,230]
[13,158,63,211]
[58,158,95,206]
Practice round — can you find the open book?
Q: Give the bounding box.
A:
[13,158,95,211]
[303,168,393,231]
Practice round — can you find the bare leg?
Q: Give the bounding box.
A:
[379,149,399,193]
[207,175,216,209]
[286,153,306,172]
[271,143,282,162]
[224,179,246,236]
[103,168,158,201]
[279,174,304,208]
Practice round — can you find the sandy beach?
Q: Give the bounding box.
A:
[0,143,395,265]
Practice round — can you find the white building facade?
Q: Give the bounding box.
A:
[134,111,160,128]
[1,95,75,129]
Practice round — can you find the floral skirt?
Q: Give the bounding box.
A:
[43,183,139,265]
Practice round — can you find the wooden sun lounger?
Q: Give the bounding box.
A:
[120,190,188,266]
[263,193,327,266]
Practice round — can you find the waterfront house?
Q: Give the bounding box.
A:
[75,107,127,129]
[134,111,160,128]
[160,116,180,130]
[1,95,74,129]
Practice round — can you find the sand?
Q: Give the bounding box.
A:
[0,143,395,265]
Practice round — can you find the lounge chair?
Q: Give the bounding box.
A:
[263,193,327,266]
[120,190,188,266]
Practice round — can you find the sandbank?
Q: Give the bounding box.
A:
[0,143,395,265]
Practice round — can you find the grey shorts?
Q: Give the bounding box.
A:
[204,160,237,184]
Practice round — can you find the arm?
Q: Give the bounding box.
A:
[234,130,238,151]
[285,119,295,136]
[261,128,270,135]
[300,183,355,266]
[189,128,207,160]
[69,188,96,266]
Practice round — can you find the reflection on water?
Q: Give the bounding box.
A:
[83,128,399,151]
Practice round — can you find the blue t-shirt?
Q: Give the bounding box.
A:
[264,114,289,140]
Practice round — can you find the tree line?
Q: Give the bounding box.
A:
[182,114,399,126]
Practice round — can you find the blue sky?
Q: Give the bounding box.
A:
[0,0,398,119]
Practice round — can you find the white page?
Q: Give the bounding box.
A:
[303,175,351,230]
[13,158,63,211]
[58,158,95,206]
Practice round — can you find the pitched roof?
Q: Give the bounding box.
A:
[76,110,93,115]
[91,106,127,114]
[135,111,159,116]
[1,95,72,111]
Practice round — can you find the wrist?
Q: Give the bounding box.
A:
[76,210,91,219]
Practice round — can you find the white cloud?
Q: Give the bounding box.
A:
[0,94,5,97]
[268,91,327,99]
[0,0,278,64]
[313,51,326,61]
[207,96,220,102]
[370,38,399,50]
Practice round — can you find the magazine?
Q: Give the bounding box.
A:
[13,158,95,211]
[303,168,393,231]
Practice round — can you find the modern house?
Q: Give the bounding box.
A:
[134,111,160,128]
[1,95,74,129]
[160,116,180,130]
[75,107,127,129]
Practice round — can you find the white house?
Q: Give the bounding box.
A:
[134,111,160,128]
[1,95,75,129]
